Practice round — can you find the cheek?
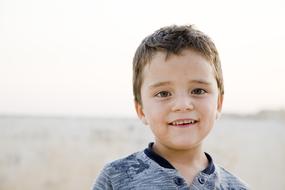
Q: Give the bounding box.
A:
[197,99,217,134]
[144,108,160,123]
[143,102,166,124]
[198,98,218,117]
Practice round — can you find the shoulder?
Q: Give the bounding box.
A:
[215,164,250,189]
[92,151,152,190]
[103,151,150,176]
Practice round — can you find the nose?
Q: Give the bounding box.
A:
[171,94,194,112]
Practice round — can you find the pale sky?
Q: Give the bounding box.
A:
[0,0,284,117]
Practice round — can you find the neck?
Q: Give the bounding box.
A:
[152,142,208,183]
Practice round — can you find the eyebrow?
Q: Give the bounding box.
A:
[190,79,212,85]
[148,79,212,89]
[149,81,172,89]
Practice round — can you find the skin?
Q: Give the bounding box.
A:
[135,49,223,184]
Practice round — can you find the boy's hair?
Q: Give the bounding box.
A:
[132,25,224,105]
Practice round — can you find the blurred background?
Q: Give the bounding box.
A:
[0,0,285,189]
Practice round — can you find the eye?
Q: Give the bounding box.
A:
[191,88,207,95]
[155,91,172,98]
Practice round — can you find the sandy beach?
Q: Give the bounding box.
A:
[0,113,284,190]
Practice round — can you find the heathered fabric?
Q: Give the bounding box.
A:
[143,143,215,174]
[92,149,249,190]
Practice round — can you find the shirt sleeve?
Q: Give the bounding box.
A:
[91,164,113,190]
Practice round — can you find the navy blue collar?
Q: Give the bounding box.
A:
[144,142,215,175]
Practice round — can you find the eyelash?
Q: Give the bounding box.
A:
[191,88,207,95]
[155,91,172,98]
[154,88,207,98]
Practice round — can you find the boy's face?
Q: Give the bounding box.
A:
[135,49,223,151]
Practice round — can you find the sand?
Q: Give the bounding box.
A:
[0,114,284,190]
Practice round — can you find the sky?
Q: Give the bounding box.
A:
[0,0,285,117]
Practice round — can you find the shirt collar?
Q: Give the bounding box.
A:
[144,142,215,175]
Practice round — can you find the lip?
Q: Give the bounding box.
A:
[168,118,198,128]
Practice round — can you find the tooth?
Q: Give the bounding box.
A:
[171,120,196,125]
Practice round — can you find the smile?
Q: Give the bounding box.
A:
[169,119,198,127]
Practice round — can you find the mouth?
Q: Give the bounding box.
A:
[168,119,198,128]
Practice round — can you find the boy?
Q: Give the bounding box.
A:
[92,25,249,189]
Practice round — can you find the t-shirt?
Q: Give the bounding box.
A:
[92,143,249,190]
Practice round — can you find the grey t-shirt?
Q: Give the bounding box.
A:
[92,144,249,190]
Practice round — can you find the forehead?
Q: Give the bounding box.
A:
[142,49,216,85]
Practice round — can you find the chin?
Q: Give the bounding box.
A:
[168,140,202,151]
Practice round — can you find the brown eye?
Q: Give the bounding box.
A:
[191,88,207,95]
[155,91,171,97]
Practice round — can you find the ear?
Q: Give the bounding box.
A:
[216,94,224,120]
[134,100,148,125]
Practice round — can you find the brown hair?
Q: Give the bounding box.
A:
[132,25,224,104]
